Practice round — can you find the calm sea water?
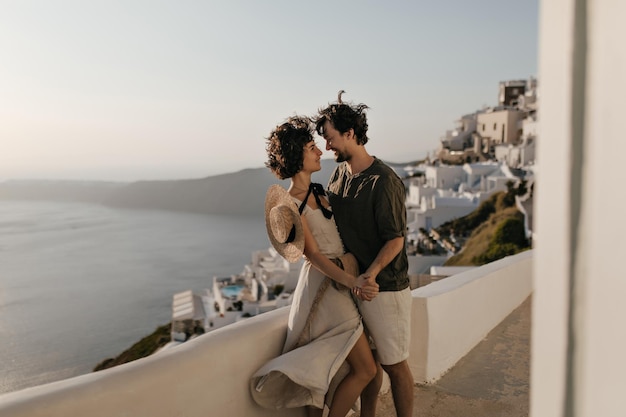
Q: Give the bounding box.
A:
[0,201,268,394]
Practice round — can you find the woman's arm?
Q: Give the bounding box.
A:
[300,214,359,289]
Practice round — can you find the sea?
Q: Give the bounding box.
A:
[0,200,269,395]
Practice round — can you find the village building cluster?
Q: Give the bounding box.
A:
[403,77,536,255]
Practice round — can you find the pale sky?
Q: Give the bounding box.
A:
[0,0,538,182]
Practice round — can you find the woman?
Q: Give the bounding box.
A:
[250,116,378,417]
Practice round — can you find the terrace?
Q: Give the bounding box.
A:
[0,0,623,415]
[0,252,532,417]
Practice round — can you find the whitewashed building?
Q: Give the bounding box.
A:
[406,161,521,231]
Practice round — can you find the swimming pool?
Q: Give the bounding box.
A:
[220,285,245,298]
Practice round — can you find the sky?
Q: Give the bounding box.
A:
[0,0,539,182]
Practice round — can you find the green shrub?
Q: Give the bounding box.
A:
[437,193,499,236]
[492,217,528,247]
[93,323,171,371]
[472,217,529,264]
[473,243,521,264]
[273,284,284,296]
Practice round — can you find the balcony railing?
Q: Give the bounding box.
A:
[0,251,532,417]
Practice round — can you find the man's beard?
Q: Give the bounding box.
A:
[334,150,350,163]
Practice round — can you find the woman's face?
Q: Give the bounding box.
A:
[301,140,323,173]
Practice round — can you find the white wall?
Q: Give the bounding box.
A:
[409,251,532,383]
[522,117,537,140]
[414,203,478,230]
[406,183,437,207]
[0,308,303,417]
[0,251,534,417]
[532,0,626,416]
[477,110,524,145]
[425,165,465,189]
[429,266,476,276]
[407,254,448,275]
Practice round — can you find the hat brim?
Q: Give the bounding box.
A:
[265,185,304,263]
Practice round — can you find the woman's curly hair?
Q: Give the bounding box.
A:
[314,92,370,145]
[265,115,314,180]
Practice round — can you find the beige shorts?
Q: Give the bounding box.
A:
[357,287,412,366]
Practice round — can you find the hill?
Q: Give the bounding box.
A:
[0,159,414,217]
[0,160,338,217]
[437,183,532,266]
[93,323,172,372]
[0,180,125,204]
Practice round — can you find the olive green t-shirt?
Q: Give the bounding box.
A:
[327,158,409,292]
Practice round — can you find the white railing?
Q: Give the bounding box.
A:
[409,250,533,382]
[0,251,533,417]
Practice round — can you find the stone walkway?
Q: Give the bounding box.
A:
[358,296,531,417]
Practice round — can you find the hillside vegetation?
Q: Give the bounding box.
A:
[93,323,171,372]
[438,181,531,266]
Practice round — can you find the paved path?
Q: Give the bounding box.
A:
[359,296,531,417]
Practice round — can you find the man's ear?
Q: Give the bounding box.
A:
[345,128,355,141]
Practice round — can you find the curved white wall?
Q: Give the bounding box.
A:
[0,251,533,417]
[0,308,305,417]
[409,250,533,382]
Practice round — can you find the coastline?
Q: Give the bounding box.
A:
[93,323,173,372]
[0,201,270,395]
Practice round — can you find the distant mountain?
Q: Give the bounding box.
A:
[0,179,126,204]
[0,160,340,217]
[103,159,341,217]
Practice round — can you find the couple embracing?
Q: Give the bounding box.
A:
[250,92,414,417]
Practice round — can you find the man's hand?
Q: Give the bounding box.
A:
[352,273,379,301]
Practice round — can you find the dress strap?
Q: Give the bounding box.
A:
[298,183,333,219]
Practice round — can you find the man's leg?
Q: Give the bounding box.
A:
[382,360,414,417]
[358,288,413,416]
[359,359,382,417]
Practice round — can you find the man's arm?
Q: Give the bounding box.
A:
[360,236,405,281]
[301,213,379,300]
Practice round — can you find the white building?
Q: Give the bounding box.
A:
[422,164,465,189]
[437,77,538,166]
[169,246,302,341]
[439,112,478,152]
[476,107,525,151]
[494,137,536,168]
[406,161,521,231]
[494,85,538,168]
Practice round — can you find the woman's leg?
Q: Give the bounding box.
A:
[328,332,377,417]
[359,359,383,417]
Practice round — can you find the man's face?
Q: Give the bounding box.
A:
[322,120,350,163]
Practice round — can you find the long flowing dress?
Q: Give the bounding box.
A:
[250,199,363,410]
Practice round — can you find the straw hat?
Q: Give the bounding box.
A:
[265,185,304,263]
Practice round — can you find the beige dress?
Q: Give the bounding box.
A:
[250,200,363,410]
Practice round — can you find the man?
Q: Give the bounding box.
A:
[314,92,414,417]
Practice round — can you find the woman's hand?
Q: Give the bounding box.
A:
[352,273,379,301]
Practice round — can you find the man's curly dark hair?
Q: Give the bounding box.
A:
[314,93,370,145]
[265,115,314,180]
